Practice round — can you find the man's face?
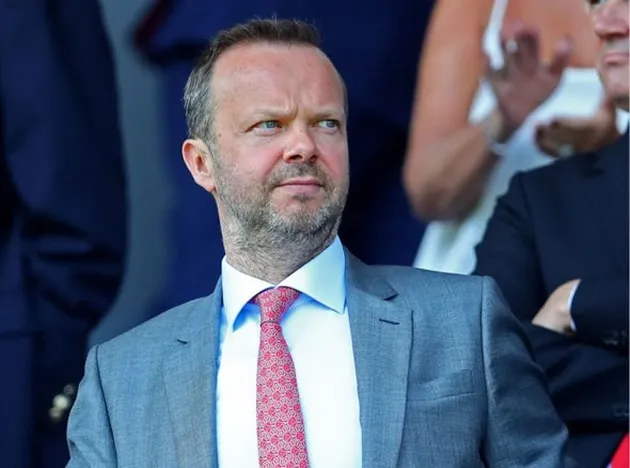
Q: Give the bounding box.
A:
[590,0,630,110]
[202,43,349,241]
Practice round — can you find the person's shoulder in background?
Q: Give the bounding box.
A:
[514,128,628,201]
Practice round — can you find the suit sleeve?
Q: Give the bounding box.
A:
[523,323,628,430]
[1,0,127,325]
[479,276,575,467]
[66,346,117,466]
[571,278,629,349]
[473,173,546,321]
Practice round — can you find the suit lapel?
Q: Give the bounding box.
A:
[162,280,223,468]
[345,252,412,468]
[583,132,629,273]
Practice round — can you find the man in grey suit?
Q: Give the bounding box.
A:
[67,18,573,468]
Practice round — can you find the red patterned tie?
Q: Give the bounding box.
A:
[254,287,310,468]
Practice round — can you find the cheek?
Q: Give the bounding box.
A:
[233,140,285,179]
[318,140,349,180]
[609,72,630,97]
[601,65,629,90]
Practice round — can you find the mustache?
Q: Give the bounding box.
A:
[267,163,331,188]
[602,40,630,54]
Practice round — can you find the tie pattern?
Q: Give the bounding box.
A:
[254,287,310,468]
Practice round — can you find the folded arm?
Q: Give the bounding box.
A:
[572,278,628,349]
[474,175,628,429]
[524,323,628,430]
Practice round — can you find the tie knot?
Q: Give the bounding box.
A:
[254,287,300,324]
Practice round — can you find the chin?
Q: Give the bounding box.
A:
[602,70,629,107]
[272,201,319,218]
[608,85,630,112]
[276,194,324,212]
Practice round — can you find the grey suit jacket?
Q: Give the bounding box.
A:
[66,254,575,467]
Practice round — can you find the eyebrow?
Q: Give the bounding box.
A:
[248,107,345,121]
[248,108,294,120]
[311,109,345,121]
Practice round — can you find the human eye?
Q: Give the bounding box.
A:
[317,119,340,130]
[255,120,281,131]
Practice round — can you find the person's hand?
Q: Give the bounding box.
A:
[486,22,573,141]
[534,99,620,157]
[532,279,580,335]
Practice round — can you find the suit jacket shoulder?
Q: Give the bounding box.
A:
[347,258,491,340]
[354,258,485,294]
[93,292,217,373]
[362,263,486,312]
[514,131,628,200]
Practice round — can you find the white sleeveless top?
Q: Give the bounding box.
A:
[413,0,628,274]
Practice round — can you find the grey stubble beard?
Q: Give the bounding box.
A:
[212,155,347,284]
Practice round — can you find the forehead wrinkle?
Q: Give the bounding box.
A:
[212,43,345,118]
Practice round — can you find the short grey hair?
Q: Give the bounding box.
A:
[183,18,328,144]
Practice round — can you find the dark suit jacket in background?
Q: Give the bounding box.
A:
[134,0,432,312]
[474,132,629,468]
[0,0,127,466]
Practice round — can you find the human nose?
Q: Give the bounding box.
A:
[282,125,317,163]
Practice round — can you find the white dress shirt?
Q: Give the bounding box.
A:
[216,237,362,467]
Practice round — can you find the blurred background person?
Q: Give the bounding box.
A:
[404,0,628,274]
[474,0,629,465]
[133,0,434,314]
[0,0,127,466]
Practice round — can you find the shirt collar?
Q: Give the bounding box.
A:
[221,236,346,331]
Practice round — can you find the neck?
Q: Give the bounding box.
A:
[222,224,338,284]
